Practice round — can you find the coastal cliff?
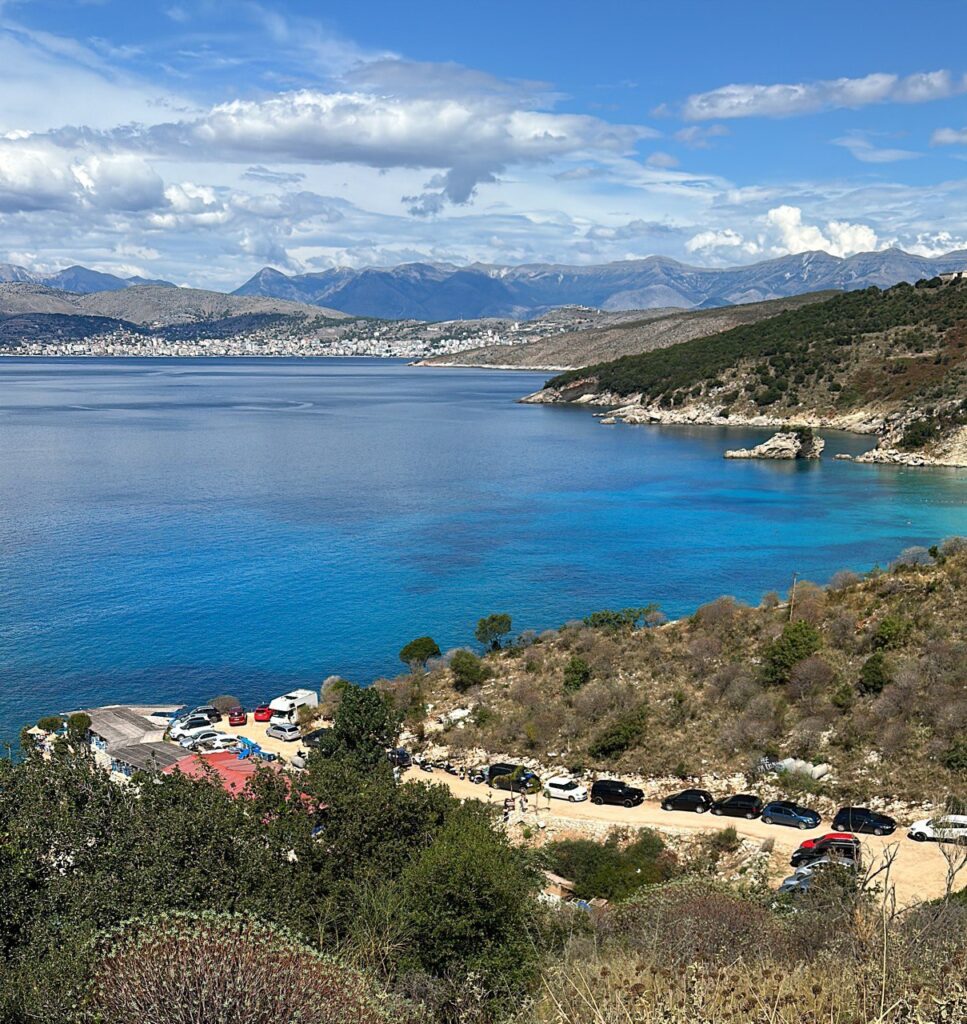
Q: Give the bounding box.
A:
[524,279,967,467]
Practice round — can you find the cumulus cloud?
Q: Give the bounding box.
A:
[684,69,967,120]
[685,228,754,254]
[833,132,920,163]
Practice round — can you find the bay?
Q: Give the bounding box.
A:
[1,357,964,740]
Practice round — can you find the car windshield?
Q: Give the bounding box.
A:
[554,781,577,790]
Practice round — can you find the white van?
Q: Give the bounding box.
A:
[268,688,319,726]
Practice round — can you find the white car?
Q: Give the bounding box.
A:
[192,734,239,752]
[179,729,227,749]
[170,715,214,740]
[544,776,588,802]
[908,815,967,845]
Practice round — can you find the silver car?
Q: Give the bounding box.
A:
[266,722,301,742]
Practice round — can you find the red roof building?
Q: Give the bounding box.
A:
[163,750,281,796]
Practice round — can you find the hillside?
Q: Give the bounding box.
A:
[420,292,834,369]
[235,248,967,319]
[392,540,967,806]
[0,283,347,324]
[531,278,967,464]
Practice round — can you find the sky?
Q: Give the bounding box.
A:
[1,0,967,288]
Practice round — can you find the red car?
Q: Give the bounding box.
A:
[228,706,248,726]
[253,704,272,723]
[796,831,856,851]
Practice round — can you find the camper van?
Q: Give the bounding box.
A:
[267,688,319,726]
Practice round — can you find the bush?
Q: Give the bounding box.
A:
[36,716,63,733]
[762,621,822,685]
[871,616,912,650]
[399,636,441,669]
[941,739,967,775]
[66,713,91,739]
[542,829,676,901]
[208,694,241,713]
[87,912,394,1024]
[859,652,892,694]
[588,703,648,760]
[474,613,512,651]
[450,649,487,692]
[562,656,592,693]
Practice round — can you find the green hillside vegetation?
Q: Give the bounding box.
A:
[394,540,967,804]
[547,278,967,448]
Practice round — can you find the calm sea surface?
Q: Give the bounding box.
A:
[1,357,964,739]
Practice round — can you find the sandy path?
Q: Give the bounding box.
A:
[403,768,963,908]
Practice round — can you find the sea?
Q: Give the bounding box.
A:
[1,357,964,741]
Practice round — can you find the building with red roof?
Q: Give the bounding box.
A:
[162,750,282,796]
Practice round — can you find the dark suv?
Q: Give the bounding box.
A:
[590,779,644,808]
[711,794,764,820]
[488,764,540,793]
[661,788,714,813]
[832,807,896,836]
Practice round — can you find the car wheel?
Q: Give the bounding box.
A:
[592,797,603,805]
[568,795,576,803]
[911,831,927,842]
[763,815,773,825]
[662,802,672,811]
[873,827,884,837]
[695,805,707,813]
[745,812,756,820]
[622,799,633,808]
[798,821,809,830]
[712,808,723,816]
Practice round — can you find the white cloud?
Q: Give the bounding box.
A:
[766,204,879,256]
[932,126,967,145]
[674,124,730,148]
[833,132,919,163]
[684,70,967,120]
[645,151,679,168]
[685,228,760,256]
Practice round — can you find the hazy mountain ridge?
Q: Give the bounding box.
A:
[234,249,967,319]
[0,263,177,293]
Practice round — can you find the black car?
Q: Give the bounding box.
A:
[790,836,861,869]
[832,806,897,837]
[490,767,540,793]
[387,747,412,768]
[711,794,764,820]
[301,728,330,749]
[189,705,221,724]
[661,788,714,813]
[590,779,644,808]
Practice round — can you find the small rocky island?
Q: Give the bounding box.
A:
[724,428,825,461]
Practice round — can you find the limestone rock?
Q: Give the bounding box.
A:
[724,431,825,461]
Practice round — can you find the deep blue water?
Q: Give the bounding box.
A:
[1,357,964,740]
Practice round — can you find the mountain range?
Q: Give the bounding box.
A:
[233,249,967,320]
[0,263,177,293]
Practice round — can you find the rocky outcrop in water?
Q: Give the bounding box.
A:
[724,430,825,461]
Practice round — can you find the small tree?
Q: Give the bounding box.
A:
[209,694,242,713]
[562,656,591,693]
[762,621,822,685]
[588,703,649,760]
[475,613,512,651]
[398,636,441,669]
[450,649,486,692]
[36,715,63,734]
[859,652,892,695]
[66,712,91,739]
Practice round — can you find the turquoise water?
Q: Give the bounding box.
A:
[1,357,964,739]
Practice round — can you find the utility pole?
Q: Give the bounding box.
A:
[788,571,799,621]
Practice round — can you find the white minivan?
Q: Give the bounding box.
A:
[907,815,967,844]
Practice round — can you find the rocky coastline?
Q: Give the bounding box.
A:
[520,384,967,468]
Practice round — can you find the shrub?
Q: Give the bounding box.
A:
[208,694,241,713]
[941,739,967,775]
[542,829,676,901]
[450,649,487,692]
[36,715,63,733]
[399,636,441,669]
[87,912,393,1024]
[871,616,912,650]
[562,656,592,693]
[762,621,822,685]
[474,613,512,650]
[859,652,892,694]
[66,713,92,739]
[588,703,648,760]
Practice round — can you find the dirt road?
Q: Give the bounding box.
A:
[403,768,963,908]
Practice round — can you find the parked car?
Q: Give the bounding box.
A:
[791,836,861,869]
[170,715,214,740]
[188,705,221,724]
[778,858,858,895]
[488,764,540,793]
[253,704,273,722]
[544,777,588,802]
[662,788,714,813]
[590,779,644,808]
[907,815,967,845]
[179,729,223,749]
[192,734,239,753]
[761,800,821,830]
[302,728,330,749]
[711,794,764,820]
[832,807,897,836]
[796,831,856,851]
[387,747,412,768]
[266,722,301,742]
[227,706,247,726]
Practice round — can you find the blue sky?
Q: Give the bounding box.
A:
[0,0,966,287]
